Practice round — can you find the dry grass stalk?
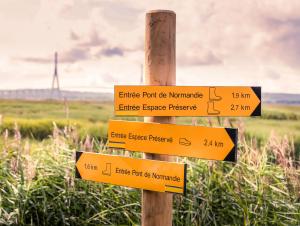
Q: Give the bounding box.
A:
[1,129,9,159]
[268,131,295,169]
[23,140,36,183]
[9,122,22,174]
[192,117,197,126]
[83,135,93,152]
[206,118,213,127]
[236,119,245,143]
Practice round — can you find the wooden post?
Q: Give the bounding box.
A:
[142,10,176,226]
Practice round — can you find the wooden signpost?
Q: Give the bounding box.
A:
[108,120,237,162]
[141,10,176,226]
[75,9,261,226]
[75,151,187,194]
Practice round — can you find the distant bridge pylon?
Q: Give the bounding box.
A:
[52,52,60,91]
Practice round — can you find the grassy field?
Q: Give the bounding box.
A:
[1,99,299,156]
[1,100,299,134]
[0,99,299,225]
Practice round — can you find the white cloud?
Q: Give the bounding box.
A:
[0,0,300,93]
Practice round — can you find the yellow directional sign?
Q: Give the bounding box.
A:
[75,151,187,194]
[114,86,261,116]
[108,120,237,162]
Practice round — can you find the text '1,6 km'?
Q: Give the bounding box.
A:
[114,86,261,117]
[75,151,187,194]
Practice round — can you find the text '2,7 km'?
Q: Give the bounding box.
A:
[114,86,261,117]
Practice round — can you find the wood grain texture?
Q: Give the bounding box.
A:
[142,10,176,226]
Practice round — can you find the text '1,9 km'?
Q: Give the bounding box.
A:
[72,10,265,226]
[114,86,261,117]
[74,13,263,226]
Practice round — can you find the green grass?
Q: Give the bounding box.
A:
[0,100,300,225]
[0,100,113,122]
[1,100,300,157]
[1,100,299,134]
[0,125,299,225]
[244,118,300,138]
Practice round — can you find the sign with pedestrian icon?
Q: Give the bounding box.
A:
[75,151,187,194]
[102,163,111,176]
[72,11,264,224]
[114,86,261,116]
[207,87,222,115]
[108,120,237,162]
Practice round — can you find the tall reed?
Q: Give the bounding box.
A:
[0,122,299,225]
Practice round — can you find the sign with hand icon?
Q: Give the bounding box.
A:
[108,120,237,162]
[179,138,191,146]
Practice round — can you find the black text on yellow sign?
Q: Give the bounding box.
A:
[114,86,261,116]
[75,151,187,194]
[108,120,238,162]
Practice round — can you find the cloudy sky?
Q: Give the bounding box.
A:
[0,0,299,93]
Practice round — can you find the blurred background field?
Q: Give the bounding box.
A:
[1,100,299,158]
[0,99,299,225]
